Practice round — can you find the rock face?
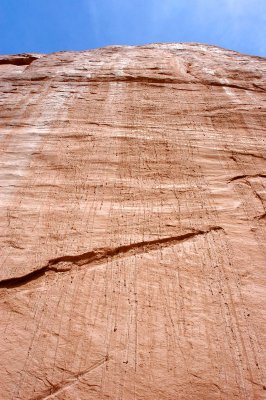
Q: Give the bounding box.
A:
[0,43,265,399]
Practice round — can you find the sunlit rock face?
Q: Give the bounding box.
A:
[0,43,265,400]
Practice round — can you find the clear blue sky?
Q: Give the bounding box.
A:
[0,0,265,56]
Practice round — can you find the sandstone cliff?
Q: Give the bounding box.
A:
[0,43,265,399]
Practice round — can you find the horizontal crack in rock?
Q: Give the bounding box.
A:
[228,174,266,183]
[255,212,266,221]
[0,54,39,66]
[232,152,266,161]
[204,80,266,94]
[0,226,223,290]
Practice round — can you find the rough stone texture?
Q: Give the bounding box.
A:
[0,43,265,399]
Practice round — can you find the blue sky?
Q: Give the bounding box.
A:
[0,0,265,56]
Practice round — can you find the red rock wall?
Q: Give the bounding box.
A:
[0,44,265,399]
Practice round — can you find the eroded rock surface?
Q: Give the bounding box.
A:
[0,43,265,399]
